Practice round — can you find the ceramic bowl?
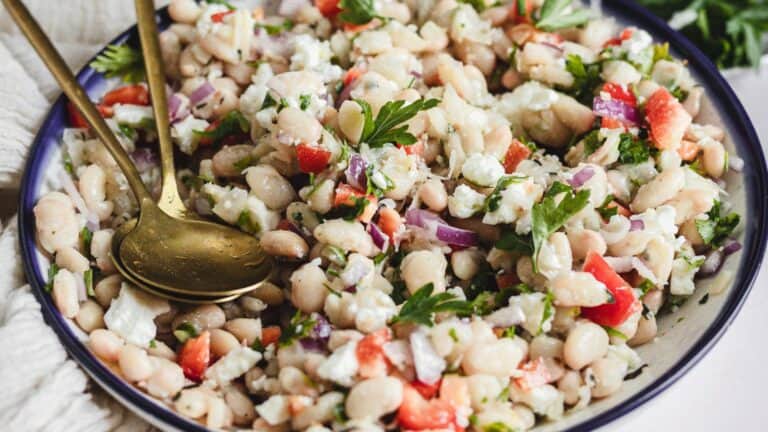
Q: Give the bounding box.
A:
[17,2,768,431]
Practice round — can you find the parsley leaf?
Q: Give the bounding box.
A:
[457,0,487,13]
[356,98,440,148]
[45,263,59,293]
[90,45,144,83]
[62,151,75,175]
[339,0,380,25]
[254,19,294,35]
[539,291,555,334]
[596,194,619,219]
[582,129,603,156]
[279,311,316,347]
[531,185,591,271]
[536,0,593,32]
[193,110,250,146]
[495,231,534,255]
[174,322,199,343]
[80,227,93,260]
[84,269,95,297]
[299,94,311,110]
[695,200,740,246]
[340,196,370,221]
[391,283,473,327]
[617,133,652,164]
[603,326,628,340]
[564,55,603,105]
[236,210,260,234]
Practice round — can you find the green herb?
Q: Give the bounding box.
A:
[502,327,516,339]
[324,245,348,267]
[299,94,311,110]
[564,55,603,105]
[339,0,381,25]
[468,414,479,426]
[449,328,460,342]
[373,251,388,265]
[544,181,573,199]
[84,269,94,297]
[638,278,655,297]
[603,326,628,340]
[365,165,395,198]
[45,263,60,293]
[618,133,652,164]
[333,402,349,423]
[596,194,619,219]
[536,0,593,32]
[531,186,591,271]
[539,292,554,334]
[496,386,510,401]
[669,85,689,102]
[193,110,250,146]
[233,156,254,172]
[174,322,199,343]
[118,124,136,140]
[582,129,603,156]
[62,151,75,175]
[695,200,740,246]
[356,98,440,147]
[254,19,294,36]
[484,175,527,212]
[495,231,534,255]
[206,0,236,10]
[457,0,487,13]
[279,311,317,347]
[80,227,93,259]
[699,292,710,305]
[252,338,265,353]
[484,422,515,432]
[90,44,144,83]
[653,42,673,63]
[149,339,157,349]
[391,283,472,327]
[340,196,369,221]
[637,0,768,68]
[236,210,260,234]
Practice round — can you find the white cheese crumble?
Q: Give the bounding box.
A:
[171,115,209,155]
[316,340,359,386]
[103,284,170,347]
[462,153,505,187]
[255,395,290,426]
[448,184,486,219]
[205,346,261,386]
[112,104,153,127]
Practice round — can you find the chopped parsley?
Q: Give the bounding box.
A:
[531,185,591,271]
[149,339,158,349]
[390,283,472,327]
[564,55,603,105]
[205,0,235,10]
[617,133,652,164]
[254,19,293,36]
[279,311,316,347]
[80,227,93,259]
[638,278,655,298]
[261,93,289,111]
[84,269,94,297]
[457,0,487,13]
[484,422,515,432]
[502,326,517,339]
[62,151,75,175]
[535,0,593,31]
[603,326,628,340]
[174,322,199,343]
[539,292,555,334]
[699,293,710,305]
[118,124,137,140]
[582,129,603,156]
[356,98,440,148]
[449,328,460,342]
[484,175,527,213]
[695,200,740,246]
[44,263,59,293]
[495,231,534,255]
[596,194,619,219]
[299,93,311,110]
[236,211,260,234]
[339,0,385,25]
[193,110,250,146]
[90,44,144,83]
[233,156,254,172]
[340,196,370,221]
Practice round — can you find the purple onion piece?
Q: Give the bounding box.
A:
[299,313,332,352]
[189,81,215,105]
[729,155,744,172]
[410,70,423,78]
[568,166,595,188]
[299,338,327,352]
[168,93,181,118]
[699,250,723,277]
[723,240,742,255]
[593,96,639,125]
[367,222,389,250]
[629,219,645,231]
[345,154,367,191]
[435,224,478,248]
[131,148,157,173]
[336,80,356,108]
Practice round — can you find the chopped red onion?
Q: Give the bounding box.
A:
[59,171,99,231]
[410,70,423,78]
[300,313,331,352]
[540,41,564,53]
[131,148,157,173]
[367,222,389,251]
[723,240,742,255]
[410,330,445,385]
[629,219,645,231]
[568,166,595,188]
[405,209,478,247]
[168,93,190,123]
[729,155,744,172]
[699,250,723,276]
[189,81,215,105]
[336,80,357,108]
[345,154,367,191]
[168,93,181,117]
[593,97,639,125]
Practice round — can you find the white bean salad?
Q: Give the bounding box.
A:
[35,0,744,430]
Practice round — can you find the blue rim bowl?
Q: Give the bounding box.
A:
[17,1,768,431]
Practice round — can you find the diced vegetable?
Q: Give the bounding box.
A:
[296,144,332,174]
[581,251,641,327]
[178,331,211,382]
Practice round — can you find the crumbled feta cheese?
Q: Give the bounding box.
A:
[448,184,486,219]
[462,153,504,187]
[255,395,290,426]
[482,177,543,226]
[204,185,248,224]
[354,289,397,333]
[205,346,261,386]
[317,340,359,386]
[171,115,209,155]
[410,329,446,385]
[340,253,375,288]
[103,284,170,347]
[244,196,280,234]
[112,104,153,127]
[670,255,702,295]
[353,30,393,55]
[508,292,552,336]
[485,302,526,328]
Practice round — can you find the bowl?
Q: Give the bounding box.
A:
[17,2,768,431]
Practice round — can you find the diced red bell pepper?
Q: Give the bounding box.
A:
[343,66,364,88]
[397,385,461,431]
[211,10,235,23]
[400,139,424,156]
[601,117,625,130]
[503,139,532,173]
[67,102,90,128]
[102,84,150,107]
[645,87,692,150]
[355,328,391,378]
[178,331,210,382]
[296,143,332,174]
[601,83,637,107]
[412,378,442,400]
[334,183,378,223]
[508,0,533,24]
[580,251,641,327]
[261,326,281,347]
[604,27,635,47]
[315,0,341,17]
[377,207,402,242]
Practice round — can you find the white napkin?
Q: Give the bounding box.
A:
[0,1,765,431]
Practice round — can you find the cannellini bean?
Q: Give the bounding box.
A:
[667,189,717,225]
[224,318,262,346]
[551,272,608,307]
[260,230,309,260]
[286,202,321,232]
[292,392,344,430]
[700,139,727,178]
[55,247,90,273]
[552,95,596,136]
[522,109,572,148]
[279,366,317,397]
[401,249,447,294]
[75,300,105,332]
[483,124,513,159]
[147,357,185,399]
[313,220,377,256]
[200,33,240,64]
[248,281,285,306]
[346,377,404,420]
[467,374,504,410]
[683,87,704,118]
[79,165,113,221]
[175,388,210,419]
[34,192,79,254]
[630,167,685,212]
[89,329,124,362]
[552,306,579,334]
[94,274,121,308]
[290,262,329,313]
[567,229,607,260]
[557,370,584,405]
[118,344,154,382]
[680,218,705,246]
[206,396,234,429]
[212,145,255,177]
[305,179,336,214]
[278,107,322,144]
[168,0,201,24]
[179,45,204,77]
[225,388,256,426]
[210,329,240,358]
[225,62,256,86]
[454,41,496,76]
[148,340,177,361]
[644,237,675,285]
[90,229,115,273]
[419,178,448,212]
[159,30,181,79]
[462,338,527,377]
[590,356,627,398]
[564,321,609,370]
[529,335,564,360]
[245,165,296,210]
[338,100,365,144]
[451,248,484,281]
[52,269,79,318]
[643,289,664,314]
[172,304,226,333]
[629,314,658,347]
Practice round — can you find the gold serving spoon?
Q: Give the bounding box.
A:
[4,0,273,298]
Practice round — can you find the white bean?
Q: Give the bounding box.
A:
[260,230,309,260]
[529,335,564,360]
[175,388,210,419]
[278,107,322,144]
[338,100,365,144]
[148,340,177,361]
[279,366,317,397]
[245,165,296,210]
[75,300,105,332]
[224,387,256,426]
[290,262,329,313]
[172,304,226,333]
[563,321,609,370]
[451,248,483,281]
[212,145,255,177]
[90,229,115,273]
[644,237,675,285]
[630,167,685,212]
[462,338,527,377]
[567,229,607,261]
[700,139,727,178]
[94,274,121,308]
[313,219,377,256]
[200,33,240,64]
[52,269,79,318]
[551,271,609,307]
[629,314,657,347]
[179,45,203,77]
[557,370,583,405]
[590,356,627,398]
[168,0,201,24]
[206,397,234,429]
[467,374,504,410]
[89,329,124,362]
[146,357,185,399]
[248,281,285,306]
[346,377,404,420]
[210,329,240,358]
[118,344,154,382]
[34,192,79,254]
[224,318,262,346]
[292,392,344,430]
[159,30,181,80]
[418,178,448,212]
[55,247,90,273]
[401,249,447,294]
[79,164,113,221]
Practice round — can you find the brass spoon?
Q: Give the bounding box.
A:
[5,0,273,297]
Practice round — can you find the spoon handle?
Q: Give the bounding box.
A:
[1,0,152,204]
[135,0,187,218]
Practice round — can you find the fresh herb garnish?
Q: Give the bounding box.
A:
[118,124,137,140]
[340,196,370,221]
[236,210,260,234]
[495,231,534,255]
[539,292,555,334]
[565,55,603,105]
[45,263,60,293]
[80,227,93,259]
[62,151,75,175]
[279,311,316,347]
[254,19,294,35]
[484,421,515,432]
[699,292,710,305]
[603,326,628,340]
[233,156,254,172]
[356,98,440,148]
[299,94,311,110]
[582,129,603,156]
[90,44,144,83]
[251,338,265,353]
[391,283,472,327]
[617,133,652,164]
[84,269,94,297]
[457,0,487,13]
[502,326,517,339]
[174,322,199,343]
[193,110,250,146]
[484,175,527,212]
[449,328,460,342]
[638,278,655,298]
[596,194,619,219]
[149,339,158,349]
[536,0,593,32]
[531,185,591,271]
[339,0,382,25]
[695,200,740,246]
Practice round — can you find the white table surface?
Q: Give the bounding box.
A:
[613,67,768,431]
